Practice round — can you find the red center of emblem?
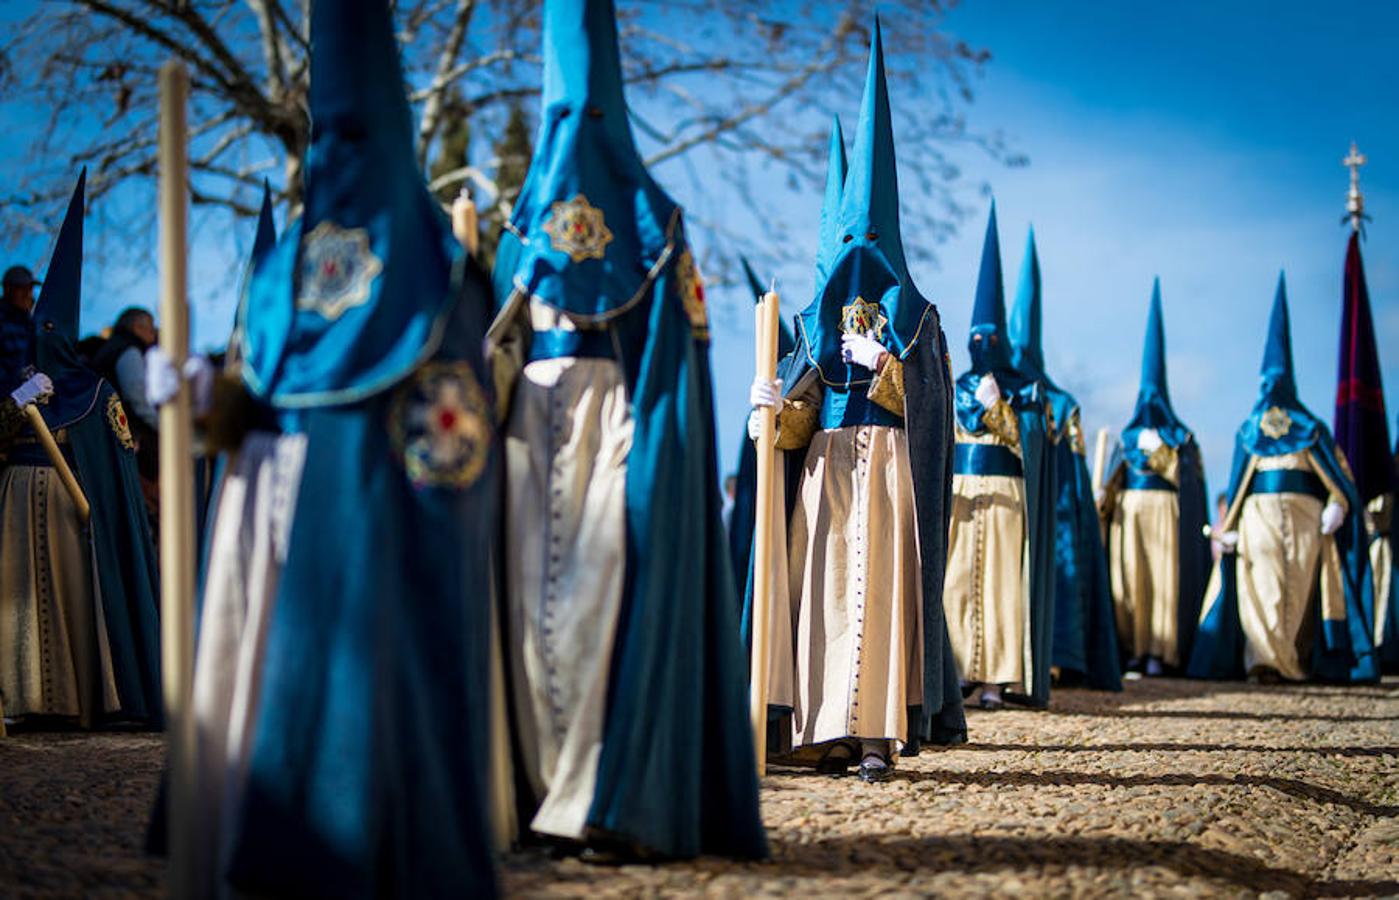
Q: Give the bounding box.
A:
[324,261,338,277]
[437,408,457,432]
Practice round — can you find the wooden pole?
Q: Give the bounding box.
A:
[157,59,197,900]
[21,405,90,523]
[1091,426,1111,495]
[749,290,781,777]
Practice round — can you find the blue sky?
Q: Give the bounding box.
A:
[4,0,1397,490]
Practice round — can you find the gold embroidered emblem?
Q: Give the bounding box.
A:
[543,194,613,263]
[1260,406,1292,440]
[1044,400,1058,443]
[1068,411,1087,456]
[840,295,888,340]
[389,361,492,489]
[297,221,383,321]
[674,249,708,338]
[106,393,135,451]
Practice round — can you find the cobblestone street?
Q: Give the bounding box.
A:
[3,677,1397,897]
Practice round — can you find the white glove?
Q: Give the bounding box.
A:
[1137,428,1163,453]
[840,332,886,371]
[10,373,53,407]
[749,377,782,410]
[1217,530,1240,553]
[974,373,1001,409]
[1094,488,1107,506]
[1320,502,1345,536]
[146,348,216,417]
[145,346,180,407]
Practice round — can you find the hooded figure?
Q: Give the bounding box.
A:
[0,171,162,729]
[943,205,1056,710]
[1008,229,1121,691]
[486,0,763,861]
[746,22,965,782]
[177,0,502,894]
[1188,276,1377,683]
[727,254,796,590]
[1101,281,1210,676]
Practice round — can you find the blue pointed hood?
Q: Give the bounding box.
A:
[967,202,1014,375]
[34,169,102,429]
[494,0,680,320]
[253,180,277,264]
[239,0,462,407]
[797,18,933,387]
[1008,226,1045,379]
[815,114,848,284]
[1123,278,1190,451]
[1240,272,1322,455]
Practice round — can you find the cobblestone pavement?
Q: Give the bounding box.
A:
[2,677,1396,897]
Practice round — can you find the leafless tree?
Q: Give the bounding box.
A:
[0,0,1022,295]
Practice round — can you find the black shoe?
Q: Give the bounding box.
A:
[857,754,894,783]
[816,741,855,776]
[1247,667,1282,685]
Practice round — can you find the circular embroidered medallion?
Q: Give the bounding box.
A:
[543,194,613,263]
[389,361,491,489]
[297,221,383,321]
[107,393,135,451]
[674,249,708,338]
[840,296,889,341]
[1260,406,1293,440]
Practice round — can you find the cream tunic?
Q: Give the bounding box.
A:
[0,458,119,725]
[1108,447,1182,665]
[1234,451,1345,681]
[1366,494,1391,648]
[495,298,632,840]
[944,425,1029,688]
[188,430,307,899]
[758,363,923,751]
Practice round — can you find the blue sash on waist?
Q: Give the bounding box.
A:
[3,441,73,468]
[528,328,615,363]
[1125,469,1176,492]
[953,442,1023,478]
[1251,468,1327,501]
[818,386,903,430]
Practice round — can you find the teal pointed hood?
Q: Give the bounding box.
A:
[1008,226,1045,378]
[34,169,102,429]
[495,0,681,320]
[253,180,277,263]
[1123,278,1191,455]
[967,202,1013,375]
[1240,272,1322,455]
[815,114,848,284]
[239,0,462,407]
[797,18,933,387]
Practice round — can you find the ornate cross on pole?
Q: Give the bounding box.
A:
[1343,141,1369,234]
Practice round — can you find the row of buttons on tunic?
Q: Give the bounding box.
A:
[540,389,570,740]
[848,427,871,734]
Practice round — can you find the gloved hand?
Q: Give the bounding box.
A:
[146,347,216,418]
[841,332,886,371]
[1320,502,1345,536]
[1216,530,1240,553]
[749,377,782,410]
[10,372,53,407]
[974,373,1001,409]
[1137,428,1163,453]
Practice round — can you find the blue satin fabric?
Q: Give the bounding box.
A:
[1188,429,1378,683]
[1250,469,1326,500]
[527,328,615,362]
[819,386,903,430]
[1125,469,1177,492]
[953,442,1022,478]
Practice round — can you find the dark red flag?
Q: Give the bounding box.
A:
[1335,233,1395,503]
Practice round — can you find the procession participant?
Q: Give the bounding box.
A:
[943,204,1056,710]
[1,265,40,396]
[0,171,161,729]
[1008,228,1121,691]
[1100,281,1211,676]
[747,22,965,783]
[1189,275,1378,683]
[728,253,796,591]
[487,0,764,861]
[162,0,502,893]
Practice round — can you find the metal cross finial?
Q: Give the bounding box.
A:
[1343,141,1370,234]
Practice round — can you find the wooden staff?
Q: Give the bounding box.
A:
[21,405,90,523]
[157,59,197,899]
[750,288,781,776]
[1091,426,1111,495]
